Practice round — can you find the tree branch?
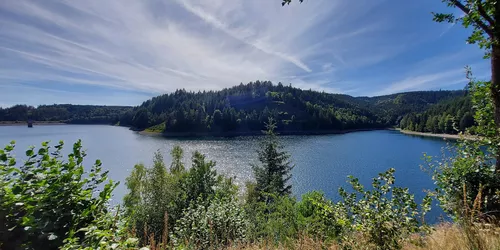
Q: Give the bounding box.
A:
[450,0,494,37]
[476,0,495,27]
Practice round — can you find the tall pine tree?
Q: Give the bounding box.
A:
[252,118,294,201]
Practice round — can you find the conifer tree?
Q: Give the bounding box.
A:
[252,118,294,200]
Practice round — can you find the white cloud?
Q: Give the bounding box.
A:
[374,68,467,96]
[0,0,489,105]
[0,0,412,99]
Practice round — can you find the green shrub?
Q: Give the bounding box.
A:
[124,146,240,247]
[424,77,500,221]
[0,140,118,250]
[245,191,298,243]
[337,168,432,250]
[172,197,249,249]
[296,191,346,241]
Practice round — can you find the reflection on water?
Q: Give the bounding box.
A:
[0,125,453,223]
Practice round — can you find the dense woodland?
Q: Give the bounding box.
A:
[0,81,473,134]
[0,104,132,124]
[119,81,470,133]
[399,95,474,134]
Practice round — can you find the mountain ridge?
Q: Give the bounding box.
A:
[0,81,469,134]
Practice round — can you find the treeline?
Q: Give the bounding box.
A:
[0,81,471,134]
[0,104,132,124]
[359,90,468,125]
[120,81,468,133]
[399,95,474,134]
[120,81,382,132]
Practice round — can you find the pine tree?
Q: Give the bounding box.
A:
[252,118,294,201]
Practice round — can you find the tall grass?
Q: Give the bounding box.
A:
[136,216,500,250]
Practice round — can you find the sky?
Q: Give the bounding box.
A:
[0,0,491,107]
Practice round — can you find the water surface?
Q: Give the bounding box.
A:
[0,125,453,222]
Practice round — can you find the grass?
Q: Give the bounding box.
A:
[145,122,166,133]
[227,224,500,250]
[139,222,500,250]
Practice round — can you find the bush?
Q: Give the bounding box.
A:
[296,191,346,241]
[124,146,240,247]
[0,140,119,250]
[337,168,432,249]
[172,197,249,249]
[245,192,298,244]
[424,78,500,222]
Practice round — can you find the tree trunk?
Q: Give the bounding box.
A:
[491,44,500,172]
[493,3,500,173]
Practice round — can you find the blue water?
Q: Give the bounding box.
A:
[0,125,454,223]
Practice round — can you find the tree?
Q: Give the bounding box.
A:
[185,152,218,203]
[170,145,185,173]
[459,112,475,131]
[433,0,500,171]
[132,108,151,129]
[252,118,294,200]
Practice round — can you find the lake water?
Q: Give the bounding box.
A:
[0,125,454,223]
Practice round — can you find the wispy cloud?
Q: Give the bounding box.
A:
[374,69,467,96]
[0,0,490,106]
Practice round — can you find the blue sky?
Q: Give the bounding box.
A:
[0,0,491,107]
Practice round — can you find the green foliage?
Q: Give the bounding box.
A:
[144,122,166,133]
[61,208,139,250]
[245,192,299,243]
[425,76,500,221]
[337,168,432,250]
[245,169,431,249]
[123,145,239,247]
[0,140,119,250]
[170,145,185,173]
[424,141,499,220]
[433,0,494,58]
[0,104,132,124]
[252,118,294,200]
[121,81,465,134]
[172,197,249,249]
[399,94,473,134]
[296,191,346,241]
[185,152,218,204]
[124,150,188,245]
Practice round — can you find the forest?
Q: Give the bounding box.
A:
[0,81,473,134]
[0,104,132,124]
[119,81,470,134]
[399,96,474,134]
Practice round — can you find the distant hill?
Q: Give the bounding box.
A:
[0,104,132,125]
[115,81,469,134]
[398,95,473,134]
[0,82,469,134]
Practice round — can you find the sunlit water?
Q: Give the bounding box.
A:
[0,125,454,223]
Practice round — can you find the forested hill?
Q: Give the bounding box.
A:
[399,95,473,134]
[0,104,132,124]
[116,81,469,134]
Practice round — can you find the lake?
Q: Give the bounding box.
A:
[0,125,454,222]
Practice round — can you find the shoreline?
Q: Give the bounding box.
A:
[0,121,67,126]
[138,127,388,138]
[395,128,479,141]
